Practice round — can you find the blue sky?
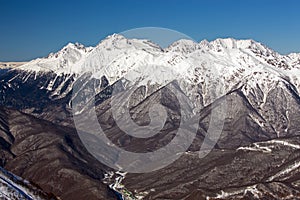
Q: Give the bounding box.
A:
[0,0,300,61]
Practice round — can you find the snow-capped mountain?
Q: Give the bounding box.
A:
[165,39,200,54]
[16,34,300,94]
[18,34,162,74]
[2,33,300,133]
[2,34,300,199]
[18,42,92,74]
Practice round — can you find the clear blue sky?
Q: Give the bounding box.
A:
[1,0,300,61]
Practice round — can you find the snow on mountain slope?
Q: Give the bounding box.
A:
[165,39,200,54]
[18,42,93,74]
[0,167,54,200]
[6,34,300,117]
[94,36,300,105]
[18,34,162,75]
[77,34,163,76]
[15,34,300,90]
[3,35,300,200]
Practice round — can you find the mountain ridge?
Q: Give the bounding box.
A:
[14,34,300,74]
[1,34,300,199]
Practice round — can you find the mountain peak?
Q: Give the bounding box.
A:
[97,33,126,46]
[199,39,210,47]
[46,42,90,59]
[210,38,255,49]
[198,38,276,56]
[95,33,163,52]
[165,39,199,53]
[17,36,300,75]
[107,33,126,39]
[65,42,86,49]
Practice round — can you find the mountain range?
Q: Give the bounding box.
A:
[1,34,300,199]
